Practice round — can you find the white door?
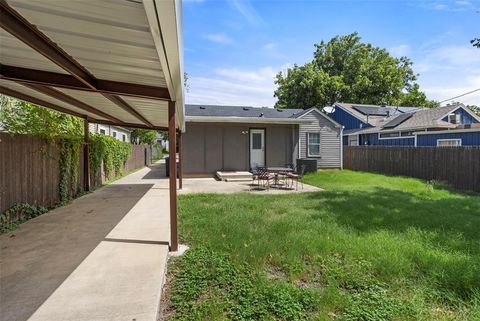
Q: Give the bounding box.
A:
[250,129,265,169]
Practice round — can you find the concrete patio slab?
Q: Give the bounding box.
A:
[180,177,322,194]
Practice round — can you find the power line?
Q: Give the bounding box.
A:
[439,88,480,104]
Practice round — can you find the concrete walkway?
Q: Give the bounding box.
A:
[1,162,171,321]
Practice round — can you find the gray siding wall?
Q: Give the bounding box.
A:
[299,111,342,168]
[183,122,297,174]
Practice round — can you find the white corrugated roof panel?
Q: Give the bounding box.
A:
[0,30,67,74]
[0,79,106,120]
[121,96,169,128]
[8,0,167,87]
[54,88,143,124]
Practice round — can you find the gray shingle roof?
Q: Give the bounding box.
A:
[185,104,304,119]
[343,104,464,135]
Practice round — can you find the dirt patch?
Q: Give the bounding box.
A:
[158,258,177,321]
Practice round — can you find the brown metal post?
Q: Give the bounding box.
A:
[83,117,90,192]
[178,131,183,190]
[168,101,178,251]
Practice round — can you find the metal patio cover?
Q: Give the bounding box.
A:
[0,0,185,131]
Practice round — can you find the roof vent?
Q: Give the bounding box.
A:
[199,106,206,109]
[259,113,264,117]
[243,107,249,111]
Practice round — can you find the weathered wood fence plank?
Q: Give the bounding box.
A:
[343,146,480,193]
[0,133,152,212]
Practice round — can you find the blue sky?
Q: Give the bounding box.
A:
[183,0,480,107]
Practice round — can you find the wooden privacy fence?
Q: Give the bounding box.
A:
[343,146,480,193]
[0,133,152,213]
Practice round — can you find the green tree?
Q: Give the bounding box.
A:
[0,95,83,138]
[130,128,157,145]
[274,32,435,109]
[399,83,439,108]
[471,38,480,48]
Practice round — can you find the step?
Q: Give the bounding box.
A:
[216,171,253,181]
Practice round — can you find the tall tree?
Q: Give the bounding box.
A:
[471,38,480,48]
[274,32,436,109]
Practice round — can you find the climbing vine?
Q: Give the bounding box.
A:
[58,138,82,203]
[89,134,131,181]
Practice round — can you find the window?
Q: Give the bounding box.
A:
[307,132,321,157]
[252,133,262,149]
[401,131,414,137]
[99,129,106,135]
[122,134,126,142]
[437,139,462,147]
[379,132,400,139]
[348,135,358,146]
[448,113,460,124]
[112,131,117,138]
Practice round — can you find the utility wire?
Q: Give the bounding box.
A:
[439,88,480,104]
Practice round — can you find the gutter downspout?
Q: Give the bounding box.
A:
[340,126,344,170]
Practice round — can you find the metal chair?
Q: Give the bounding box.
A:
[257,167,275,189]
[287,164,306,190]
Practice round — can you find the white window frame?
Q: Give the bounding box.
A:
[448,113,460,124]
[307,132,321,157]
[348,135,359,146]
[112,131,117,138]
[437,139,462,147]
[378,131,414,140]
[99,129,106,135]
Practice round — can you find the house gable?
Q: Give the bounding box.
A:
[298,111,342,168]
[329,104,370,130]
[440,106,480,125]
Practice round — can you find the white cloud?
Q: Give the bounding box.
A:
[423,75,480,105]
[263,42,276,50]
[417,44,480,105]
[202,33,234,44]
[389,44,411,57]
[186,66,285,107]
[416,46,480,72]
[228,0,264,26]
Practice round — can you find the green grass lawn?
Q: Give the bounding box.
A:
[164,170,480,321]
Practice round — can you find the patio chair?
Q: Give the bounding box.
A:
[287,164,306,190]
[276,163,295,187]
[251,166,265,187]
[257,167,275,190]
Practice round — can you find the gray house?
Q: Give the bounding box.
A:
[182,104,343,175]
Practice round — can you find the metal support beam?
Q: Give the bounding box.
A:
[103,95,154,128]
[168,101,178,252]
[24,84,124,124]
[0,65,171,100]
[83,118,91,192]
[178,131,183,190]
[0,85,85,118]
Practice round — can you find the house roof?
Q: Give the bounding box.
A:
[343,104,473,135]
[185,104,303,119]
[185,104,342,127]
[334,103,423,127]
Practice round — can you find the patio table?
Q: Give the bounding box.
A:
[267,167,293,186]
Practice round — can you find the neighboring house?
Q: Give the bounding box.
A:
[89,123,131,142]
[328,103,480,147]
[182,104,343,175]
